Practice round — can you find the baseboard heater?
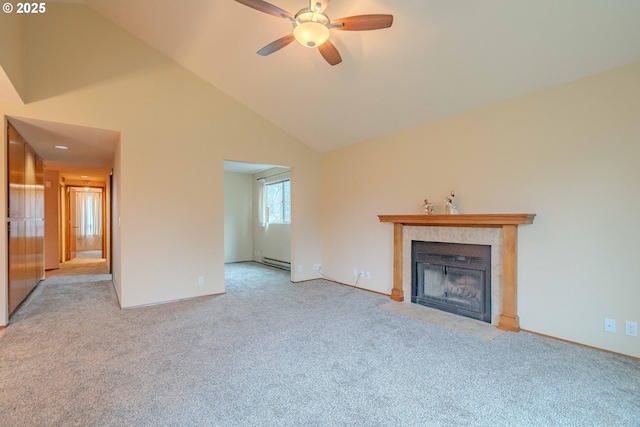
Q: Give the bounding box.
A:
[262,257,291,271]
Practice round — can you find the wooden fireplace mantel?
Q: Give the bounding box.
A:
[378,214,536,332]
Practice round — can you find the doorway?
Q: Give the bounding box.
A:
[223,160,293,288]
[67,186,105,260]
[4,116,120,325]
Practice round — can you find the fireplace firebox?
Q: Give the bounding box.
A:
[412,241,491,323]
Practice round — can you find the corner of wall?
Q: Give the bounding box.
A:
[0,117,8,326]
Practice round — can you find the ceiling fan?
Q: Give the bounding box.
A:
[234,0,393,66]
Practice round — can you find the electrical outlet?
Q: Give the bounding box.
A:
[359,270,364,277]
[198,276,205,286]
[604,318,616,333]
[365,271,371,279]
[298,265,303,273]
[353,268,358,277]
[625,321,638,337]
[314,264,321,270]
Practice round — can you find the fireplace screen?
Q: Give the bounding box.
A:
[412,241,491,322]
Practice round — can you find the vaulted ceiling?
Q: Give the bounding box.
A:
[38,0,640,153]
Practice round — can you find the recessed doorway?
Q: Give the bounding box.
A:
[4,116,120,322]
[223,160,292,288]
[67,186,105,260]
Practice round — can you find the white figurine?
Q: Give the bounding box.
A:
[445,191,459,214]
[423,199,434,215]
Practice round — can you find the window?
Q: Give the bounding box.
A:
[77,191,102,237]
[265,179,290,224]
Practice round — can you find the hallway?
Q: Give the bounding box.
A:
[44,255,111,284]
[5,256,115,329]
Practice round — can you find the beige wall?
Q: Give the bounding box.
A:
[0,13,24,101]
[111,136,122,301]
[321,62,640,358]
[43,170,60,269]
[224,171,253,263]
[1,119,6,318]
[0,3,322,323]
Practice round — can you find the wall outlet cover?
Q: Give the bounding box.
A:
[625,321,638,337]
[604,318,616,333]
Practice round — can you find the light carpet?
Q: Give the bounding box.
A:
[0,262,638,426]
[378,301,505,340]
[45,257,112,286]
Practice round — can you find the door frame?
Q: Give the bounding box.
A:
[65,185,106,260]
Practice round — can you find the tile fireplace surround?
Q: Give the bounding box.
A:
[378,214,535,332]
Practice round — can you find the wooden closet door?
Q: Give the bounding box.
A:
[8,125,26,314]
[7,124,45,315]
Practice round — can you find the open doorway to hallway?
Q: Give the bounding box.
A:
[5,116,119,319]
[223,160,292,289]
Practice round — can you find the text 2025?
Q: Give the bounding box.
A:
[17,2,46,13]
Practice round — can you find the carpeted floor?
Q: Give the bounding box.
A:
[44,257,112,286]
[74,250,104,259]
[0,261,638,426]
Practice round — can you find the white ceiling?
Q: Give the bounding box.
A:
[8,116,119,181]
[223,160,274,174]
[76,0,640,153]
[8,0,640,179]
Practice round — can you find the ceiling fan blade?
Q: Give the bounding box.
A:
[257,34,295,56]
[234,0,293,20]
[318,40,342,66]
[333,14,393,31]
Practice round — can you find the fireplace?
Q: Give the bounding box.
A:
[412,241,491,322]
[379,214,536,331]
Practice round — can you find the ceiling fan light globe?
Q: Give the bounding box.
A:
[293,22,330,48]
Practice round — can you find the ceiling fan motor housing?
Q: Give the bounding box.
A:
[293,9,331,48]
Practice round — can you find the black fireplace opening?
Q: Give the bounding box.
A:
[411,241,491,323]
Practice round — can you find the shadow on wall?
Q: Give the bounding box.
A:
[20,3,212,103]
